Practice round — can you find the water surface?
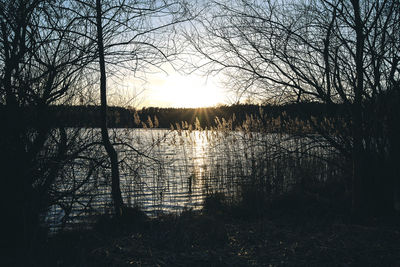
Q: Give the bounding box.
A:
[46,128,341,230]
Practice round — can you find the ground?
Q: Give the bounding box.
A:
[41,196,400,267]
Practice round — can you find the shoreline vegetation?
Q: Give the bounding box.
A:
[11,102,398,266]
[3,102,399,266]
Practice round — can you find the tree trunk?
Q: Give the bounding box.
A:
[351,0,368,217]
[95,0,124,217]
[350,0,395,218]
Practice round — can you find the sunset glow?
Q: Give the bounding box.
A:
[142,73,227,108]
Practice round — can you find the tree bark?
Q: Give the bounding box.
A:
[95,0,124,217]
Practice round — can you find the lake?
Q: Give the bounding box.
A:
[45,128,342,230]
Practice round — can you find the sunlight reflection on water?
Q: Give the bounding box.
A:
[45,129,341,231]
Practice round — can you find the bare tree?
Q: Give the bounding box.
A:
[62,0,192,216]
[95,0,125,217]
[188,0,400,216]
[0,0,191,263]
[0,0,103,263]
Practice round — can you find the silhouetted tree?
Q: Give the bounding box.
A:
[68,0,192,216]
[95,0,125,217]
[0,0,101,264]
[189,0,400,216]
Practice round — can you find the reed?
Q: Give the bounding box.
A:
[47,112,347,230]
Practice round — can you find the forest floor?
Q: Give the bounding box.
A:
[41,193,400,266]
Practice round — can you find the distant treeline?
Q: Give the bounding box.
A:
[137,103,347,129]
[0,103,347,129]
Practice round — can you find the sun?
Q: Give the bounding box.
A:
[145,73,226,108]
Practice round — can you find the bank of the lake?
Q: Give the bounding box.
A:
[39,193,400,267]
